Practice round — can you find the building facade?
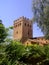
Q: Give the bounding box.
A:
[13,16,32,42]
[13,16,49,45]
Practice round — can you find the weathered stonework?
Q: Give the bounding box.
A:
[13,16,32,43]
[13,16,49,46]
[25,37,49,46]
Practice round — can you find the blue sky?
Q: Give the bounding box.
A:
[0,0,43,37]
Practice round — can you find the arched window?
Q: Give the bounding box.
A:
[28,32,29,35]
[25,23,26,26]
[20,23,21,25]
[28,24,29,26]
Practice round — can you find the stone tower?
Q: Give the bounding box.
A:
[13,16,32,42]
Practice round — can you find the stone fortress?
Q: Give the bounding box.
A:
[13,16,49,46]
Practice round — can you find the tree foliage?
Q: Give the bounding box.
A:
[0,20,7,43]
[0,39,49,65]
[32,0,49,39]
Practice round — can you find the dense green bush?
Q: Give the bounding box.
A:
[0,40,49,65]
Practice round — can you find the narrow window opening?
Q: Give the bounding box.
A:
[25,23,26,26]
[16,31,18,34]
[28,24,29,26]
[28,32,29,35]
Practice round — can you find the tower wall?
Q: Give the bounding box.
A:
[13,16,33,42]
[22,18,32,38]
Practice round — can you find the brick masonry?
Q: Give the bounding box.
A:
[13,16,49,45]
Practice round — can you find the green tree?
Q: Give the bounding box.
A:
[5,40,26,65]
[1,40,49,65]
[32,0,49,39]
[0,20,7,43]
